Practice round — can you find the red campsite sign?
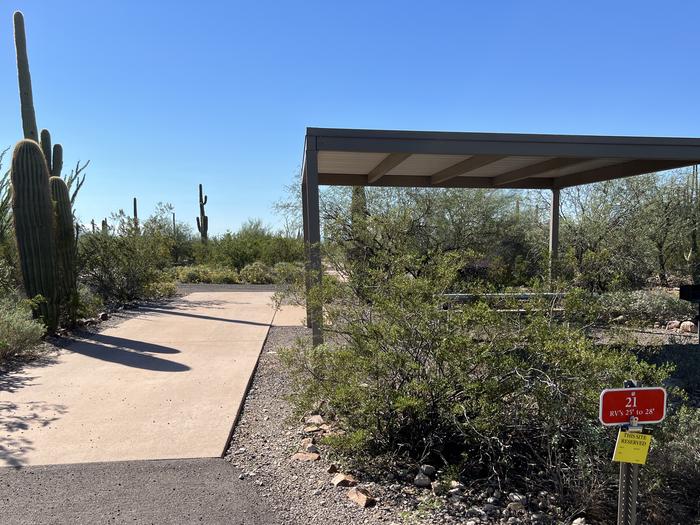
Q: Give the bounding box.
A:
[599,387,667,426]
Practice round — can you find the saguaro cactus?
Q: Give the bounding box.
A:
[133,197,139,232]
[196,183,209,242]
[101,218,109,234]
[50,176,77,323]
[13,11,38,142]
[11,139,57,330]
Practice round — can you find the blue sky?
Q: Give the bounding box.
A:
[2,1,700,234]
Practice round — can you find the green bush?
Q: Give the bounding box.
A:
[599,289,695,324]
[239,262,273,284]
[194,219,303,270]
[76,284,104,319]
[78,231,173,304]
[0,294,45,362]
[143,279,178,299]
[641,405,700,523]
[172,265,239,284]
[563,288,696,326]
[272,261,303,285]
[281,251,698,522]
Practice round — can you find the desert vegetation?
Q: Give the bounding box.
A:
[280,182,700,524]
[0,12,304,364]
[2,8,699,524]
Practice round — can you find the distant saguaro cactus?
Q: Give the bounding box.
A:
[133,197,139,232]
[101,218,109,234]
[13,11,38,142]
[50,176,77,323]
[11,139,57,330]
[196,183,209,242]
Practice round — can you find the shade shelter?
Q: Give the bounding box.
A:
[301,127,700,344]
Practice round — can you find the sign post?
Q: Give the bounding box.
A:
[599,381,666,525]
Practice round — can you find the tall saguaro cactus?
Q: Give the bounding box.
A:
[13,11,38,142]
[196,183,209,242]
[11,139,57,330]
[50,177,77,323]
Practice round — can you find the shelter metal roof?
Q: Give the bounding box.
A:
[306,127,700,189]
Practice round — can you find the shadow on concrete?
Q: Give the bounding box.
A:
[60,339,189,373]
[0,400,68,468]
[79,333,180,354]
[139,306,270,327]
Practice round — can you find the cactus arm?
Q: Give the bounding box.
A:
[40,129,52,171]
[13,12,38,142]
[52,144,63,178]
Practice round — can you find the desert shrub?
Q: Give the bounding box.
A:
[195,219,303,270]
[209,267,239,284]
[76,284,104,319]
[78,231,173,304]
[239,262,273,284]
[0,294,44,361]
[175,265,213,284]
[272,261,303,285]
[640,406,700,523]
[172,265,239,284]
[599,289,695,324]
[562,288,695,326]
[0,257,15,292]
[280,251,700,521]
[143,279,178,299]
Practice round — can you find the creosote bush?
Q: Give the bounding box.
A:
[78,230,175,304]
[239,261,274,284]
[172,264,240,284]
[281,250,698,523]
[0,293,44,361]
[194,219,303,270]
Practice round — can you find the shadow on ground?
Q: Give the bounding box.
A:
[62,336,190,372]
[139,305,270,327]
[0,399,68,468]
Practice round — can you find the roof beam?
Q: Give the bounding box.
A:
[553,159,696,188]
[313,130,700,159]
[318,173,553,189]
[493,158,589,186]
[367,153,411,184]
[430,155,505,185]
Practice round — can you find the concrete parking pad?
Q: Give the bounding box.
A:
[271,304,307,327]
[0,291,276,467]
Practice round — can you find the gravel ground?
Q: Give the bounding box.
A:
[225,325,400,525]
[224,326,575,525]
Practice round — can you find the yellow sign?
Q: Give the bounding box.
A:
[613,431,652,465]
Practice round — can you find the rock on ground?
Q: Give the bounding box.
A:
[225,326,568,525]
